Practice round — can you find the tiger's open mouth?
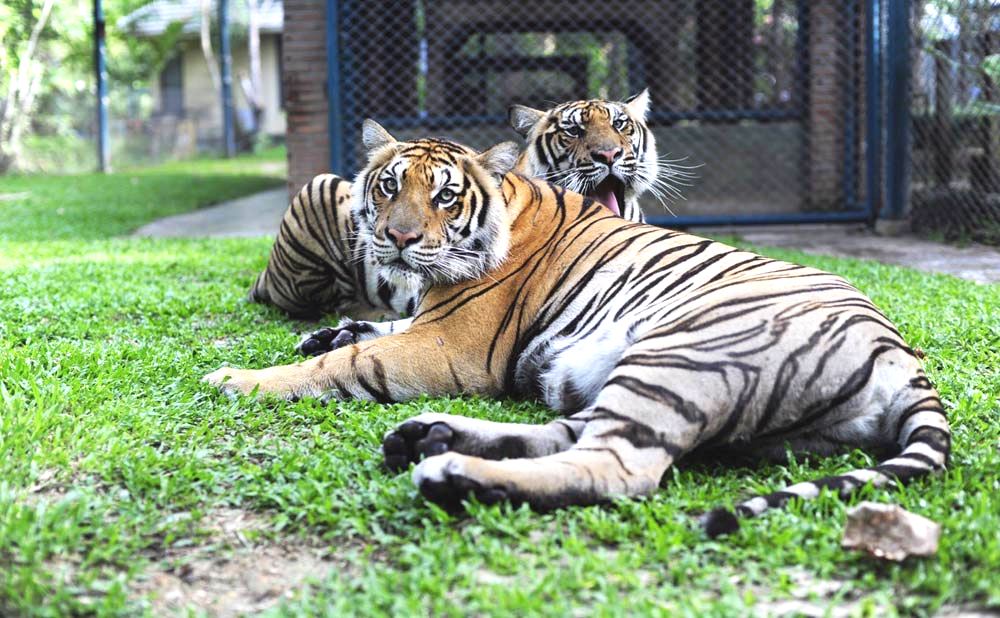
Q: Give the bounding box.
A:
[587,175,626,217]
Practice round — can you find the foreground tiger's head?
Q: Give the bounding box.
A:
[354,120,519,286]
[508,90,656,218]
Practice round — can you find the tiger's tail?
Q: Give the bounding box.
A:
[701,396,951,538]
[248,269,270,304]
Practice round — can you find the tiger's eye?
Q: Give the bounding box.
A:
[381,178,398,194]
[437,188,456,204]
[563,125,583,138]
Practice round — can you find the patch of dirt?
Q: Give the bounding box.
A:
[23,465,86,505]
[741,568,858,617]
[129,508,350,617]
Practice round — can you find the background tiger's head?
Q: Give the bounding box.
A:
[508,91,656,216]
[353,120,519,286]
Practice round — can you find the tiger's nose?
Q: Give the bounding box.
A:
[387,227,422,249]
[591,147,623,167]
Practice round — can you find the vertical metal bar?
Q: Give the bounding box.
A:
[218,0,236,157]
[843,0,858,210]
[326,0,345,174]
[793,0,809,212]
[94,0,110,172]
[884,0,911,219]
[865,0,882,221]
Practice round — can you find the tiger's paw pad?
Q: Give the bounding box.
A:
[295,319,372,356]
[412,453,509,511]
[382,420,455,472]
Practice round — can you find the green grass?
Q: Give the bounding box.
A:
[1,156,998,616]
[0,150,285,241]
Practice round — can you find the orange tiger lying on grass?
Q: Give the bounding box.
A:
[205,124,950,536]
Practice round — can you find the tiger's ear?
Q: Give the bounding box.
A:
[361,119,397,156]
[507,105,545,137]
[476,141,520,178]
[625,89,650,121]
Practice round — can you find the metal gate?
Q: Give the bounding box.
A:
[325,0,912,226]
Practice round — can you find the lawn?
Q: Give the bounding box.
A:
[1,153,998,616]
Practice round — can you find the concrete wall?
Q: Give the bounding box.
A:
[163,34,286,140]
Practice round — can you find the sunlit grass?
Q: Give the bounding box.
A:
[0,155,997,615]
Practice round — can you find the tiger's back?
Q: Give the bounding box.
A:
[248,175,357,319]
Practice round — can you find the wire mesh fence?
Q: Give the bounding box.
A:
[910,1,1000,243]
[333,0,872,222]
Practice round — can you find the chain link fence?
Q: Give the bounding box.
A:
[14,82,192,175]
[910,1,1000,244]
[332,0,872,223]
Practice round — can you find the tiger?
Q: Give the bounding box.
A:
[508,89,671,224]
[249,92,674,354]
[205,128,951,536]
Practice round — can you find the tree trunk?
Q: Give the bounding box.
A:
[200,0,221,92]
[239,0,266,140]
[0,0,56,172]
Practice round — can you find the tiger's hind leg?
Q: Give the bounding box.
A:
[382,413,586,473]
[406,409,683,511]
[702,367,950,537]
[402,334,727,511]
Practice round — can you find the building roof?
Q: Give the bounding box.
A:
[119,0,283,37]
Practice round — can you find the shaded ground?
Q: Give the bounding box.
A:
[711,224,1000,284]
[135,194,1000,284]
[130,509,341,617]
[133,187,288,238]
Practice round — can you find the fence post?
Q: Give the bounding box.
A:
[883,0,911,220]
[865,0,882,221]
[218,0,237,157]
[93,0,109,172]
[326,0,345,175]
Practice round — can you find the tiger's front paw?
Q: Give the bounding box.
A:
[295,318,372,356]
[412,452,510,512]
[202,366,296,399]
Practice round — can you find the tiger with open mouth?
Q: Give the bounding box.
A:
[508,89,689,223]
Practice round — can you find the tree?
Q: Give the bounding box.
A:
[239,0,277,141]
[0,0,56,172]
[0,0,178,172]
[200,0,222,93]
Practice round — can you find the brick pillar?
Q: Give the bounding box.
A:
[807,0,843,211]
[283,0,330,197]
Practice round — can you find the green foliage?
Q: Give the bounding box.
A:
[0,155,998,614]
[1,1,183,172]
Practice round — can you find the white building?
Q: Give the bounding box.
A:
[120,0,285,150]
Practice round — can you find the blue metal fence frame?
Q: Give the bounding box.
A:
[883,0,911,220]
[326,0,906,227]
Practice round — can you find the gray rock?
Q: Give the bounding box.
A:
[842,502,941,561]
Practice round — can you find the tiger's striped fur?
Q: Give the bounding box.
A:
[207,162,951,535]
[248,121,517,324]
[250,93,670,326]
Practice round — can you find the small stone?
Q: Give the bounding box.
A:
[842,502,941,561]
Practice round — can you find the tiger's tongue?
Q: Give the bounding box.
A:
[590,178,621,216]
